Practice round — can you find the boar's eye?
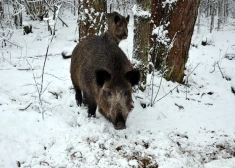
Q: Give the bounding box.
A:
[124,91,131,96]
[107,91,112,96]
[104,90,112,97]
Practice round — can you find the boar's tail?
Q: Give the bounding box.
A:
[62,52,72,59]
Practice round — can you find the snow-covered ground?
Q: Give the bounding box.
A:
[0,11,235,168]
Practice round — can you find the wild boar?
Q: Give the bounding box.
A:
[70,32,140,130]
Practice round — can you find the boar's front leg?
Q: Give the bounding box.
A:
[74,85,82,106]
[83,92,97,117]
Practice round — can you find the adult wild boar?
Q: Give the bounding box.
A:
[62,12,129,59]
[70,27,140,130]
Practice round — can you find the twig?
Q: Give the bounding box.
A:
[210,61,216,73]
[150,69,154,106]
[42,81,52,94]
[210,61,224,78]
[25,58,41,104]
[40,4,61,119]
[44,72,67,81]
[23,38,44,119]
[48,91,59,99]
[152,75,163,106]
[156,84,179,103]
[17,67,39,71]
[40,161,49,166]
[43,0,69,27]
[42,104,60,113]
[19,103,32,111]
[40,13,59,94]
[217,62,224,78]
[175,103,184,110]
[1,55,16,67]
[0,35,22,48]
[17,53,61,59]
[155,63,200,103]
[186,76,188,100]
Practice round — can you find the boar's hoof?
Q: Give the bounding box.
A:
[88,114,96,118]
[114,121,126,130]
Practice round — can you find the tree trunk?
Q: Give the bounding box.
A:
[132,0,151,91]
[78,0,107,42]
[217,0,223,30]
[197,2,202,34]
[210,1,215,33]
[74,0,76,16]
[224,0,228,22]
[151,0,200,82]
[0,0,3,19]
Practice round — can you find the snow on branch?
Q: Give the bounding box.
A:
[44,0,68,27]
[162,0,178,8]
[152,24,170,46]
[132,4,151,18]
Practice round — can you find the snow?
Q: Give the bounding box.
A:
[1,10,235,168]
[162,0,178,8]
[152,24,170,45]
[132,5,151,18]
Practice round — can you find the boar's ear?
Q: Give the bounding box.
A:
[114,14,120,24]
[96,69,111,87]
[106,13,112,20]
[125,69,140,86]
[126,15,130,23]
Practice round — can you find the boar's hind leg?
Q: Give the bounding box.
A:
[83,92,97,117]
[74,85,82,106]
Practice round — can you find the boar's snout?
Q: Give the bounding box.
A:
[122,34,127,40]
[114,113,126,130]
[114,121,126,130]
[117,32,128,40]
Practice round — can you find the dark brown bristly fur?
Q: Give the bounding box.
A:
[70,31,140,130]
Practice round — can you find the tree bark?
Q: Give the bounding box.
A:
[78,0,107,42]
[217,0,223,30]
[210,1,215,33]
[197,2,202,34]
[0,1,3,19]
[224,0,228,22]
[151,0,200,83]
[133,0,151,91]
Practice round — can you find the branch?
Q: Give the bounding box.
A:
[44,72,67,81]
[43,0,69,27]
[23,0,37,20]
[152,75,163,106]
[155,63,200,104]
[217,62,224,78]
[39,4,62,119]
[19,103,32,111]
[40,4,61,94]
[0,35,22,48]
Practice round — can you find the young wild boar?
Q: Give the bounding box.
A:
[62,12,129,59]
[70,27,140,130]
[106,11,129,44]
